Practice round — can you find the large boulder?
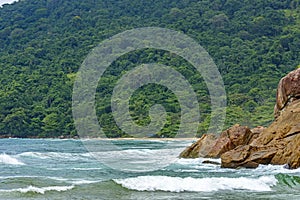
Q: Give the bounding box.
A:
[180,124,255,158]
[221,99,300,169]
[274,68,300,118]
[179,134,217,158]
[206,124,254,158]
[221,145,278,168]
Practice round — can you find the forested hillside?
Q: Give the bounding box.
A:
[0,0,299,138]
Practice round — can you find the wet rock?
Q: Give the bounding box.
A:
[202,160,221,165]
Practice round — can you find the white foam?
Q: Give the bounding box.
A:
[19,152,92,161]
[114,175,277,192]
[0,153,25,165]
[92,148,184,172]
[40,177,101,185]
[254,164,300,174]
[176,157,221,165]
[0,185,74,194]
[0,0,16,7]
[71,179,101,185]
[173,158,227,172]
[0,175,101,186]
[18,152,48,159]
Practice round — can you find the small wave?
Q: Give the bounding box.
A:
[92,148,183,156]
[0,153,25,165]
[91,148,183,171]
[0,185,74,194]
[0,175,102,187]
[18,152,49,159]
[71,167,102,171]
[176,157,221,165]
[254,164,300,174]
[39,177,101,185]
[114,175,277,192]
[71,180,101,185]
[275,173,300,188]
[18,152,92,161]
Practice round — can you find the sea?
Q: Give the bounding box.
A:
[0,138,300,200]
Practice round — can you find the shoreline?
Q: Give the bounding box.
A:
[89,137,198,141]
[0,136,198,141]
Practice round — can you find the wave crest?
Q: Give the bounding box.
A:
[0,153,24,165]
[114,175,277,192]
[0,185,74,194]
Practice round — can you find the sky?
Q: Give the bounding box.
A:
[0,0,16,6]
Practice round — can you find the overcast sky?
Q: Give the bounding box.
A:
[0,0,16,6]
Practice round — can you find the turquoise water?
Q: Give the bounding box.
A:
[0,138,300,199]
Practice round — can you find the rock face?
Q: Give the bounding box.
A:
[180,68,300,169]
[274,68,300,118]
[180,124,255,158]
[222,99,300,169]
[179,134,217,158]
[206,124,254,158]
[222,68,300,169]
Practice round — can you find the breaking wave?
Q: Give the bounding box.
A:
[114,175,277,192]
[0,185,74,194]
[0,153,25,165]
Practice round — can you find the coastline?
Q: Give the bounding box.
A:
[0,136,198,141]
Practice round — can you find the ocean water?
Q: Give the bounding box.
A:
[0,139,300,200]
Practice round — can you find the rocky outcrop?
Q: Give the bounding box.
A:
[221,68,300,169]
[180,68,300,169]
[179,134,217,158]
[180,124,256,158]
[222,99,300,169]
[274,68,300,118]
[206,124,255,158]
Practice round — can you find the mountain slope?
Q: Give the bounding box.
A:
[0,0,299,137]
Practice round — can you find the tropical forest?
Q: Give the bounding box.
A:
[0,0,299,138]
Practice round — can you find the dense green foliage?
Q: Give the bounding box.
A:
[0,0,299,138]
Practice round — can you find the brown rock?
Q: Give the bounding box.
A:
[221,145,278,168]
[221,145,250,164]
[221,68,300,169]
[239,161,260,168]
[287,145,300,169]
[249,126,265,143]
[182,68,300,169]
[206,124,254,158]
[221,100,300,169]
[277,131,300,169]
[180,124,254,158]
[274,68,300,118]
[228,124,254,146]
[245,147,278,165]
[202,160,221,165]
[222,148,260,168]
[179,134,217,158]
[206,136,233,158]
